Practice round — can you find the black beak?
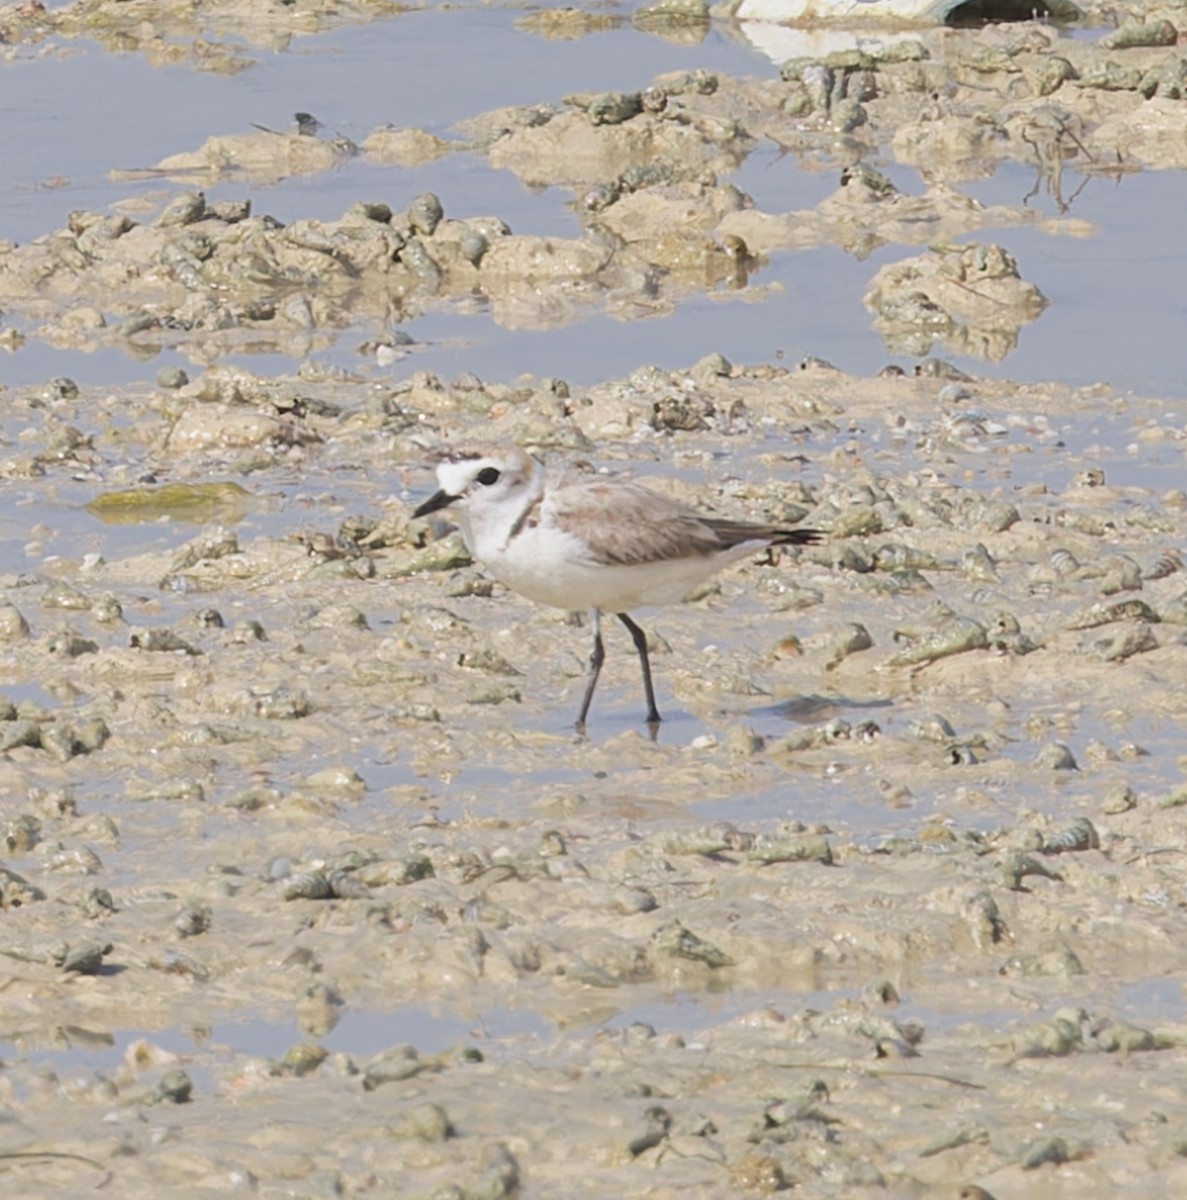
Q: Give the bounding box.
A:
[412,489,458,519]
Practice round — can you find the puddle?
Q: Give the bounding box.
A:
[3,10,1187,399]
[1119,976,1187,1021]
[0,1004,549,1068]
[0,1005,552,1104]
[961,165,1187,398]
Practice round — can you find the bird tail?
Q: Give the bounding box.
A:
[771,528,823,546]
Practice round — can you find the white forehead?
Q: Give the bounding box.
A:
[436,448,531,495]
[436,458,484,495]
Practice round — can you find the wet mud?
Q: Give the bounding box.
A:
[2,0,1187,1196]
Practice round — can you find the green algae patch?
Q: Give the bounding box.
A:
[86,481,252,524]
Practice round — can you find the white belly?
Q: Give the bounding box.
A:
[478,524,747,613]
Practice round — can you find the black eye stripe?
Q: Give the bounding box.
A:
[476,467,501,486]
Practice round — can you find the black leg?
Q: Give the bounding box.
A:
[617,613,662,726]
[576,608,605,728]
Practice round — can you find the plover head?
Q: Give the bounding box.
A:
[412,445,540,518]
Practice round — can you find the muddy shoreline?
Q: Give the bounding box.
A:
[0,357,1185,1196]
[3,1,1187,1195]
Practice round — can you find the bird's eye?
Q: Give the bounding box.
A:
[476,467,501,486]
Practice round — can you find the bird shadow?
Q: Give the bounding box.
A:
[754,694,895,726]
[564,696,892,746]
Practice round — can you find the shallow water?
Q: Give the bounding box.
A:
[5,9,1187,396]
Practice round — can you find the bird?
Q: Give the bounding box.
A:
[412,445,821,729]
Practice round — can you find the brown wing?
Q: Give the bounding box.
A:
[547,477,820,566]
